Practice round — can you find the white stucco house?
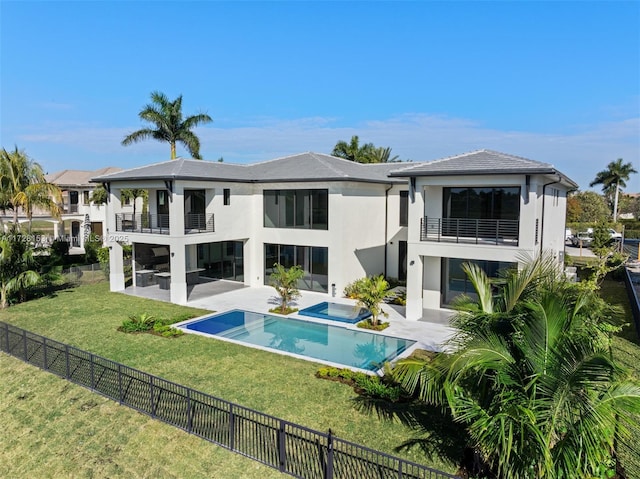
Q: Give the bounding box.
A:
[1,167,131,249]
[93,150,576,320]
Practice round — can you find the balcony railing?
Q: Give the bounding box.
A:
[184,213,215,234]
[63,204,79,214]
[116,213,170,234]
[420,217,519,246]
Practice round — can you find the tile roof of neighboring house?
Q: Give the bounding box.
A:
[389,149,578,188]
[46,167,122,187]
[91,153,406,184]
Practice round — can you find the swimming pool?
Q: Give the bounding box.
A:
[180,310,414,371]
[298,302,371,324]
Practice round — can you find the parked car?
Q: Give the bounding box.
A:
[571,232,593,247]
[608,228,623,240]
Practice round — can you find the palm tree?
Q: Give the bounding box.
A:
[122,91,213,160]
[0,147,62,230]
[366,146,400,163]
[269,263,305,314]
[394,255,640,478]
[354,275,390,326]
[331,136,375,163]
[590,158,637,222]
[0,225,41,308]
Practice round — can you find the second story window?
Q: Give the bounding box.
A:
[399,191,409,226]
[83,191,90,205]
[264,189,328,230]
[223,188,230,205]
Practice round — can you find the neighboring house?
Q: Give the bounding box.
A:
[1,167,126,248]
[94,150,576,320]
[41,167,123,247]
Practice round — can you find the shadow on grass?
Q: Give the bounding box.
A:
[27,281,77,301]
[352,395,468,468]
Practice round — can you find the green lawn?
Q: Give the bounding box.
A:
[0,283,457,474]
[0,354,285,479]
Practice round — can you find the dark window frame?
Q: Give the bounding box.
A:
[263,189,328,230]
[223,188,231,206]
[399,191,409,226]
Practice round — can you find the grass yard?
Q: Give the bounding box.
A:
[0,354,285,479]
[600,276,640,479]
[0,283,457,474]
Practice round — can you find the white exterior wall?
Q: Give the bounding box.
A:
[385,185,409,280]
[405,174,570,320]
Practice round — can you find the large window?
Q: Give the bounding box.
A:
[443,187,520,220]
[399,191,409,226]
[442,258,515,305]
[264,189,328,229]
[264,243,328,292]
[197,241,244,282]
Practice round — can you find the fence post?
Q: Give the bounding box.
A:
[150,376,156,417]
[43,337,48,370]
[22,329,27,360]
[278,420,286,472]
[397,459,403,479]
[187,389,193,433]
[65,344,70,378]
[90,353,95,389]
[229,404,235,450]
[325,429,334,479]
[118,364,123,404]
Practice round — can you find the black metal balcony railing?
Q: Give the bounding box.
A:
[116,213,170,234]
[184,213,215,234]
[420,217,519,246]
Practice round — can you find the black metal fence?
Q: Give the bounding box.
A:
[623,266,640,337]
[0,321,459,479]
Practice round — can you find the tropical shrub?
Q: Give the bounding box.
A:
[352,275,390,326]
[394,253,640,479]
[0,226,41,308]
[119,312,156,333]
[269,263,304,314]
[343,277,367,298]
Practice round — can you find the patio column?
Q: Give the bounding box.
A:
[53,221,59,239]
[109,241,126,291]
[170,244,188,305]
[405,254,424,321]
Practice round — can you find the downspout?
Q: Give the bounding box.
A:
[384,183,393,278]
[539,176,561,255]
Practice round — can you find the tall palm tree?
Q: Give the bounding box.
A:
[589,158,637,222]
[394,258,640,479]
[0,147,62,230]
[122,91,213,160]
[331,135,375,163]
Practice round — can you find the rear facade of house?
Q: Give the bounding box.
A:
[94,150,576,320]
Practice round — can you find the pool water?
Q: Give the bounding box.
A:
[181,310,414,371]
[298,302,371,324]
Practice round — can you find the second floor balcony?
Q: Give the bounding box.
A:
[184,213,215,234]
[116,213,170,234]
[115,213,215,235]
[420,217,519,246]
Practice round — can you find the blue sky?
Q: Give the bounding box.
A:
[1,1,639,191]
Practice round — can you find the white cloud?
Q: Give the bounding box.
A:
[13,114,640,191]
